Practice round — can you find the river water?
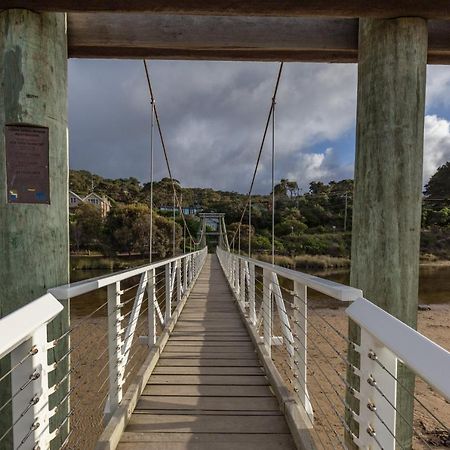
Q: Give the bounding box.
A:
[70,257,450,315]
[316,264,450,305]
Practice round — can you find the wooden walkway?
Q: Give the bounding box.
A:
[117,255,297,450]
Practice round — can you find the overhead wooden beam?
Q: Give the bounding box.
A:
[67,14,450,64]
[4,0,450,19]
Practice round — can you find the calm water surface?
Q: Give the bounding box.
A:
[312,265,450,305]
[70,257,450,317]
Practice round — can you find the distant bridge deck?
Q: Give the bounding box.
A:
[117,255,297,450]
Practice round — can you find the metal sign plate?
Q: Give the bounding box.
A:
[5,125,50,204]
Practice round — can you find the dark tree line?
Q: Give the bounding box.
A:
[69,162,450,260]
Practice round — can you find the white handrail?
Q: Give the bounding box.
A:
[218,248,362,301]
[347,297,450,401]
[0,247,208,450]
[49,250,205,299]
[0,293,63,359]
[217,247,450,450]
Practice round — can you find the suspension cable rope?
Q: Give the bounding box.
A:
[248,196,252,257]
[173,190,176,256]
[142,60,203,250]
[149,97,155,262]
[271,95,276,265]
[229,62,284,249]
[238,226,241,255]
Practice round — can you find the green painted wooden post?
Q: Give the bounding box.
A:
[347,18,427,449]
[0,10,69,449]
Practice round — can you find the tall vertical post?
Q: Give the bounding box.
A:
[147,269,156,347]
[343,193,348,232]
[11,328,52,449]
[248,262,256,325]
[293,281,313,421]
[235,258,240,295]
[348,18,427,448]
[176,260,182,305]
[183,256,188,294]
[230,256,235,288]
[0,10,69,449]
[107,282,123,415]
[262,268,272,358]
[239,259,245,306]
[165,263,172,323]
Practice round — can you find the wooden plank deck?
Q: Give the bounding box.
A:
[117,254,297,450]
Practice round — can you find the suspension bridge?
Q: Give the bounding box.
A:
[1,1,450,450]
[1,219,450,450]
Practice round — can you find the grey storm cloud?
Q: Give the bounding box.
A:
[69,60,358,193]
[69,60,450,194]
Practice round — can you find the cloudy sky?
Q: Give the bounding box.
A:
[68,60,450,194]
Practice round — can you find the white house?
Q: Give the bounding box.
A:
[69,191,84,208]
[83,192,111,217]
[69,191,111,218]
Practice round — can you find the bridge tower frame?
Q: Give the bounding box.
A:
[0,5,433,448]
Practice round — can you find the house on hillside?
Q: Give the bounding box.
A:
[69,191,84,208]
[159,205,201,215]
[84,192,111,217]
[69,191,112,218]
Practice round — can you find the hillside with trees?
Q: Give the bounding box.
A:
[69,162,450,266]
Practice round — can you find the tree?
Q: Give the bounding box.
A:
[103,203,182,257]
[424,162,450,199]
[142,177,182,208]
[70,203,103,251]
[286,180,300,198]
[69,169,141,203]
[275,218,308,237]
[309,181,328,196]
[274,179,299,198]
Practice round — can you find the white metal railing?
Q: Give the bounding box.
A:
[217,247,450,450]
[0,248,207,450]
[347,298,450,449]
[0,294,63,450]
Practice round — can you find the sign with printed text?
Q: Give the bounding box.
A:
[5,125,50,204]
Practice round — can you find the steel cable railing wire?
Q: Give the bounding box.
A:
[56,255,200,449]
[288,334,360,433]
[251,269,448,450]
[256,282,362,381]
[59,292,149,448]
[0,394,40,445]
[0,346,37,384]
[284,351,348,450]
[142,60,203,250]
[0,370,41,415]
[265,276,352,344]
[370,350,449,434]
[229,63,284,250]
[246,273,356,449]
[262,284,357,372]
[255,307,350,449]
[222,259,345,448]
[63,311,150,449]
[65,283,152,356]
[55,298,111,345]
[368,378,435,450]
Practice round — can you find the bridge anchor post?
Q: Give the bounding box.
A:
[0,9,69,449]
[348,17,427,449]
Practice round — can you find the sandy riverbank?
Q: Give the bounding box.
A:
[272,304,450,449]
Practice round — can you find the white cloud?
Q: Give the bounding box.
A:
[426,66,450,111]
[68,61,450,193]
[424,115,450,182]
[69,60,357,193]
